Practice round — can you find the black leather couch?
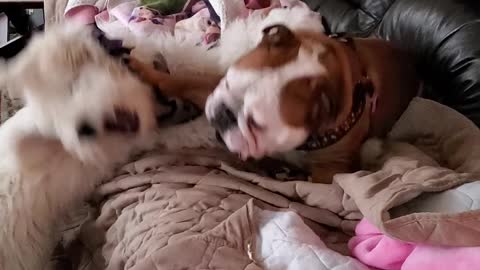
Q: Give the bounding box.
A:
[303,0,480,127]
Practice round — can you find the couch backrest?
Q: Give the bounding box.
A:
[305,0,480,127]
[304,0,396,36]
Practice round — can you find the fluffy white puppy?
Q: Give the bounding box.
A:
[0,24,156,270]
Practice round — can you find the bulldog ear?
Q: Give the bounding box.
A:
[261,24,299,48]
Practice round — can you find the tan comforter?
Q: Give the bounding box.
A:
[53,98,479,270]
[72,150,363,270]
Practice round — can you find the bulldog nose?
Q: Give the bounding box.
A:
[215,131,226,146]
[210,103,237,133]
[261,24,298,48]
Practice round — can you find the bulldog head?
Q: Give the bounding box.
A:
[206,24,365,160]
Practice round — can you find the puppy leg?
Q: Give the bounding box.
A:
[127,56,222,109]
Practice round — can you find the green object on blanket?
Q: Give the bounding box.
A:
[140,0,188,15]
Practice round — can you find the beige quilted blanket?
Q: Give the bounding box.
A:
[70,149,363,270]
[54,98,480,270]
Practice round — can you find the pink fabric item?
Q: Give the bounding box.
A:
[349,219,480,270]
[348,219,415,270]
[65,5,98,24]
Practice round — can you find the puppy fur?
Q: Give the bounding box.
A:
[0,24,157,270]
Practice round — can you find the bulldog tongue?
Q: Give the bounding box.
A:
[223,129,249,159]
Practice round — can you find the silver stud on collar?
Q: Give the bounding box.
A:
[297,91,367,151]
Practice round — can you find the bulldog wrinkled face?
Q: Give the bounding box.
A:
[206,24,345,160]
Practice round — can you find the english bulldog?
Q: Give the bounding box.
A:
[127,24,420,183]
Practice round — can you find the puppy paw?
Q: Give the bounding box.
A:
[152,53,168,73]
[125,56,158,84]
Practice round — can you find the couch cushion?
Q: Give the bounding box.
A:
[303,0,396,36]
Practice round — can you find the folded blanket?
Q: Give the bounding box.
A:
[336,98,480,246]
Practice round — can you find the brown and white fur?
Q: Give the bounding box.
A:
[127,11,419,183]
[0,24,157,269]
